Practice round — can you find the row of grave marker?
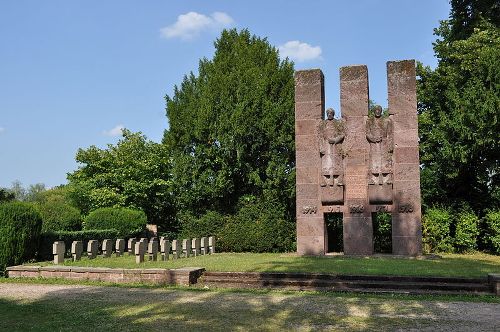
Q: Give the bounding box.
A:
[53,236,216,265]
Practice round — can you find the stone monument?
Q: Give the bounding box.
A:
[295,60,422,256]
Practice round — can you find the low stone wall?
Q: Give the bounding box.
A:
[6,266,205,286]
[489,274,500,295]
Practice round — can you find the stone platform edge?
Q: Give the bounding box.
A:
[6,265,205,286]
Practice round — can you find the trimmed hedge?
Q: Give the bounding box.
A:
[454,207,479,253]
[38,229,121,260]
[84,207,147,237]
[0,202,42,273]
[37,200,82,232]
[422,207,454,253]
[484,211,500,254]
[180,203,295,253]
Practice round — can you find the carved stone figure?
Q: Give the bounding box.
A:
[366,105,393,185]
[318,108,345,187]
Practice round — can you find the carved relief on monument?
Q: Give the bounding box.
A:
[366,105,393,204]
[318,108,345,205]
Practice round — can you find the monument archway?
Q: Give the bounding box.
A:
[295,60,422,256]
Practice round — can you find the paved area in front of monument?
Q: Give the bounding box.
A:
[1,283,499,331]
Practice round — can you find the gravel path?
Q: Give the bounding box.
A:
[1,283,499,331]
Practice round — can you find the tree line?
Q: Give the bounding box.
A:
[2,0,499,254]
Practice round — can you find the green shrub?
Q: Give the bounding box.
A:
[373,212,392,253]
[483,211,500,254]
[218,202,295,253]
[422,206,454,253]
[178,210,225,240]
[37,200,82,232]
[38,229,123,260]
[178,202,295,253]
[84,207,147,237]
[0,202,42,273]
[453,207,479,253]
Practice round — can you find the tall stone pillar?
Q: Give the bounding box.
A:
[340,65,373,255]
[387,60,422,256]
[295,69,326,255]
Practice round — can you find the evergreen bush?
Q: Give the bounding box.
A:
[84,207,147,237]
[453,207,479,253]
[38,200,82,232]
[0,202,42,273]
[178,210,225,239]
[484,211,500,254]
[218,202,295,253]
[422,206,454,253]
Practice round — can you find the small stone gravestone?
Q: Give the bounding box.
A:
[160,239,170,261]
[182,238,191,258]
[209,236,216,254]
[115,239,125,257]
[135,241,145,263]
[191,238,200,257]
[171,240,180,259]
[87,240,98,259]
[128,238,136,255]
[148,239,159,261]
[71,241,83,261]
[102,239,113,258]
[53,241,65,264]
[200,237,208,255]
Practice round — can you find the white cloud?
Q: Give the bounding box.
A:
[160,11,234,40]
[278,40,322,62]
[0,127,4,134]
[103,124,124,137]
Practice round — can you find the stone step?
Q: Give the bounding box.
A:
[199,273,493,295]
[202,271,487,284]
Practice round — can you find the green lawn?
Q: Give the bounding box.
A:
[28,252,500,278]
[1,282,499,331]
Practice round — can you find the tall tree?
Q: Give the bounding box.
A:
[67,129,174,230]
[164,29,295,220]
[417,0,500,212]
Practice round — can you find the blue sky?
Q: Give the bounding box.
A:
[0,0,451,188]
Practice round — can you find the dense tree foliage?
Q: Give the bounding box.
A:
[417,0,500,213]
[163,29,295,231]
[67,129,174,231]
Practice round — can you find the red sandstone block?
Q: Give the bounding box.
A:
[295,85,323,103]
[392,215,422,237]
[393,113,418,130]
[392,236,422,256]
[340,101,369,117]
[296,183,319,199]
[295,119,318,136]
[296,217,325,237]
[394,163,420,181]
[393,180,421,198]
[394,129,418,147]
[394,146,420,164]
[297,235,325,255]
[296,199,321,216]
[296,151,321,168]
[296,167,319,184]
[295,101,323,120]
[295,69,323,86]
[340,65,368,82]
[295,135,317,152]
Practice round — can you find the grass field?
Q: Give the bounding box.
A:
[28,252,500,278]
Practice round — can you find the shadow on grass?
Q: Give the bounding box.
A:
[243,254,500,278]
[1,284,499,331]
